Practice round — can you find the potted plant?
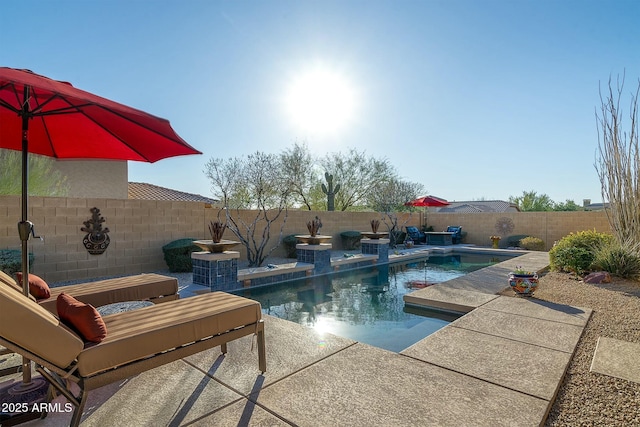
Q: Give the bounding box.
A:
[361,219,389,239]
[508,266,538,297]
[193,220,240,253]
[295,216,332,245]
[490,235,501,249]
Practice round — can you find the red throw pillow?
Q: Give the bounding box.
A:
[16,272,51,300]
[56,293,108,343]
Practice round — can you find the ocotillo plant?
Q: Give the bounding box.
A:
[370,219,380,233]
[307,216,322,237]
[209,220,226,243]
[321,172,341,211]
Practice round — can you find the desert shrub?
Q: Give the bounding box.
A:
[591,243,640,279]
[549,246,593,275]
[340,231,362,250]
[549,230,614,275]
[504,234,529,248]
[0,249,34,275]
[162,238,200,272]
[520,236,545,251]
[282,234,299,258]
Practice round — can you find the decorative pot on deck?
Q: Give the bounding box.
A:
[508,272,538,297]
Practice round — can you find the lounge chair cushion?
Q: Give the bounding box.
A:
[0,283,84,369]
[39,273,179,313]
[0,270,37,301]
[76,291,262,377]
[16,272,51,300]
[57,293,108,343]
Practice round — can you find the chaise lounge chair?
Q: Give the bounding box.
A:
[0,270,179,313]
[405,226,426,244]
[0,282,265,427]
[445,226,464,244]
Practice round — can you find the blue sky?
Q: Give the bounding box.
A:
[2,1,639,204]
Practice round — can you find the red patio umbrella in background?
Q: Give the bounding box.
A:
[0,67,201,407]
[404,195,450,208]
[404,195,450,228]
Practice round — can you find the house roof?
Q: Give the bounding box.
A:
[436,200,520,213]
[128,182,218,204]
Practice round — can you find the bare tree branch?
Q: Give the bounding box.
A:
[595,73,640,250]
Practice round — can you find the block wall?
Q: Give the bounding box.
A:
[1,194,611,282]
[426,211,610,250]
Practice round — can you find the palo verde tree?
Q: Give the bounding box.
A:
[508,190,554,211]
[0,149,69,196]
[595,74,640,250]
[368,177,424,247]
[204,151,290,267]
[321,148,395,211]
[280,141,321,210]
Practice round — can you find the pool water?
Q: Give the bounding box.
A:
[235,253,513,352]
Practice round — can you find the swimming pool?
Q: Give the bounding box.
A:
[235,252,514,352]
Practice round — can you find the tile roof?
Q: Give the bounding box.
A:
[128,182,218,204]
[436,200,520,213]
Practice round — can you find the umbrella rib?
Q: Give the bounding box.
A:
[0,82,25,114]
[0,98,20,114]
[30,94,187,146]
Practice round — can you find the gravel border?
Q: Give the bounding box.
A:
[532,272,640,426]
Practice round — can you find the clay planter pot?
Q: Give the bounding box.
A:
[508,273,539,297]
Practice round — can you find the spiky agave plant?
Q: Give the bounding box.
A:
[307,217,322,237]
[209,220,226,243]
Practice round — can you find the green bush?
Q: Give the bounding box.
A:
[504,234,529,248]
[549,229,614,275]
[282,234,299,258]
[0,249,34,275]
[592,243,640,279]
[520,236,545,251]
[340,231,362,250]
[162,238,201,272]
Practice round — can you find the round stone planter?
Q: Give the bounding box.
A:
[295,235,332,245]
[361,232,389,240]
[192,239,240,253]
[508,273,539,297]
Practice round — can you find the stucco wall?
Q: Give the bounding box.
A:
[0,195,611,283]
[54,159,128,199]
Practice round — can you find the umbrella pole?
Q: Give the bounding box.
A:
[19,87,33,384]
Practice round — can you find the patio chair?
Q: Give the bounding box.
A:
[0,284,265,427]
[0,270,179,314]
[446,226,464,244]
[405,226,426,244]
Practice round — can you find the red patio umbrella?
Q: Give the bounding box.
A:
[404,195,450,207]
[404,195,450,228]
[0,67,201,394]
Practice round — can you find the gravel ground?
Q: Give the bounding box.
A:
[530,272,640,426]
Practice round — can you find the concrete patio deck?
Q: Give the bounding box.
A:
[5,247,598,426]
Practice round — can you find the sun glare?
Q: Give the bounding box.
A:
[285,66,356,135]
